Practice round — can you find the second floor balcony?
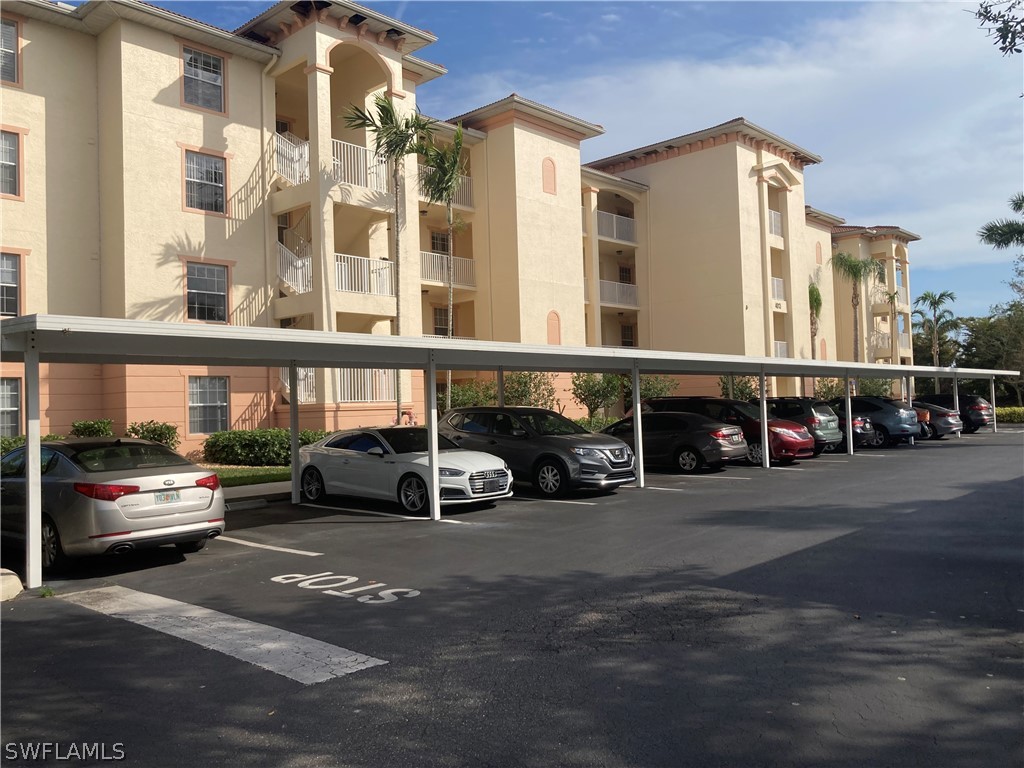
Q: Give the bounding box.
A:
[420,252,476,288]
[418,166,474,208]
[332,140,390,194]
[599,280,639,308]
[336,254,395,296]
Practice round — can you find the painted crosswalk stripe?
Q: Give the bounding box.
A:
[61,586,387,685]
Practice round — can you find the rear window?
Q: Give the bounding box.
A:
[812,405,837,418]
[71,444,191,472]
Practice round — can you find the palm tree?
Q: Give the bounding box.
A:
[808,282,822,359]
[978,192,1024,250]
[913,290,959,393]
[829,251,885,363]
[345,94,436,420]
[418,125,467,411]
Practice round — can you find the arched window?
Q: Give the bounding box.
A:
[820,339,827,360]
[546,310,561,344]
[815,242,822,265]
[542,158,556,195]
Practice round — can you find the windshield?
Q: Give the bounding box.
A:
[378,428,458,453]
[518,412,590,436]
[730,402,763,420]
[72,443,191,472]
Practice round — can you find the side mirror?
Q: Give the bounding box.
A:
[510,428,527,438]
[367,446,385,457]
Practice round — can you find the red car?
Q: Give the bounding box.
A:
[639,397,815,465]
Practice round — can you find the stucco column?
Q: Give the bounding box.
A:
[755,156,774,359]
[582,186,602,346]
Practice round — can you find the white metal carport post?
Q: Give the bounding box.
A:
[845,371,854,455]
[289,363,300,504]
[759,366,769,469]
[24,346,42,588]
[991,376,999,433]
[426,352,441,521]
[952,369,961,439]
[631,362,645,488]
[905,377,915,447]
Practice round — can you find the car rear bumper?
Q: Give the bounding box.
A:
[67,520,225,557]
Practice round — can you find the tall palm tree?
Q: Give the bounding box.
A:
[829,251,885,363]
[913,290,959,393]
[345,94,435,420]
[808,282,822,360]
[418,125,467,411]
[978,192,1024,250]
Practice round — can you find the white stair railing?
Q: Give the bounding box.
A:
[275,132,309,185]
[419,252,476,287]
[279,367,315,404]
[277,242,311,294]
[336,254,395,296]
[337,368,396,402]
[332,140,390,193]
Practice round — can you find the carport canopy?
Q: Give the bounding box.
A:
[3,314,1018,587]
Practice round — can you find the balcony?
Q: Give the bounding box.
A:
[768,209,783,237]
[773,340,789,357]
[599,280,639,307]
[771,277,786,301]
[418,166,473,208]
[336,254,395,296]
[596,211,637,243]
[423,334,476,341]
[332,140,390,193]
[898,332,911,350]
[897,285,909,306]
[275,132,309,186]
[871,331,892,358]
[337,368,395,403]
[420,252,476,288]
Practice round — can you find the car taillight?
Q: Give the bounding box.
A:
[709,429,733,439]
[852,417,866,427]
[808,417,820,427]
[969,404,986,411]
[74,483,140,501]
[196,474,221,491]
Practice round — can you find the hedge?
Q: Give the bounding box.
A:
[202,428,329,466]
[995,407,1024,423]
[0,434,65,456]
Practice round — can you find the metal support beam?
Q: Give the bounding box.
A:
[426,353,441,521]
[632,362,645,488]
[759,366,770,469]
[845,371,854,455]
[905,377,915,447]
[289,363,300,504]
[497,366,505,407]
[25,346,41,589]
[953,372,961,439]
[991,377,998,433]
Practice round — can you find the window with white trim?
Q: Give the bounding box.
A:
[185,151,225,213]
[0,378,20,437]
[620,324,636,348]
[1,130,19,196]
[1,19,17,84]
[188,376,228,433]
[183,47,224,112]
[432,307,449,336]
[431,231,450,255]
[186,263,227,322]
[0,252,18,316]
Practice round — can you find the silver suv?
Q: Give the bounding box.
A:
[439,407,635,497]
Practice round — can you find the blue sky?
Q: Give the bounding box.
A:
[164,1,1022,318]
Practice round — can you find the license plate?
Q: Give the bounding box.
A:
[483,478,504,493]
[730,434,742,443]
[155,491,180,505]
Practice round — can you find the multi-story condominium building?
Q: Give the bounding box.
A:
[0,0,916,453]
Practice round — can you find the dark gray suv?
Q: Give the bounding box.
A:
[439,407,635,497]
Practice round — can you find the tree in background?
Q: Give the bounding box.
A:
[978,192,1024,300]
[808,282,823,360]
[503,372,558,410]
[857,378,895,397]
[570,373,620,419]
[444,379,497,411]
[974,0,1024,54]
[814,378,847,401]
[959,308,1024,404]
[718,375,760,401]
[830,252,885,364]
[913,290,960,394]
[621,374,677,407]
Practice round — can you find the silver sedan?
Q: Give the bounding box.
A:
[1,438,225,570]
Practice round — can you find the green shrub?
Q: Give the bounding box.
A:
[814,378,847,401]
[0,434,65,455]
[857,378,895,397]
[574,416,617,432]
[70,419,114,437]
[126,420,180,450]
[719,375,760,401]
[995,406,1024,423]
[203,428,330,466]
[446,379,497,411]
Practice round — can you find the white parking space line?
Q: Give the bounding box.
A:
[812,459,849,463]
[62,587,387,685]
[855,453,889,458]
[527,498,598,506]
[301,502,424,521]
[680,474,752,481]
[772,466,805,471]
[648,486,689,492]
[217,536,323,557]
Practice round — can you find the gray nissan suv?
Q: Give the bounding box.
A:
[439,407,636,497]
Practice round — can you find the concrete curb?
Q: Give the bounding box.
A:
[0,568,23,601]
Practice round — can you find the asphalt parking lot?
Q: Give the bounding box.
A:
[2,428,1022,767]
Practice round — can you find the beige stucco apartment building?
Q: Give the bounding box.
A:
[0,0,917,454]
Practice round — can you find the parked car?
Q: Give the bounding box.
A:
[439,407,635,497]
[638,397,814,465]
[601,411,747,473]
[299,426,512,514]
[762,397,843,456]
[0,438,225,571]
[826,412,875,452]
[912,401,963,439]
[826,396,918,448]
[915,393,994,433]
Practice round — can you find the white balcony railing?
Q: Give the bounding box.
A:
[423,334,476,341]
[768,209,783,236]
[337,368,396,403]
[773,340,789,357]
[872,331,892,353]
[897,285,909,306]
[332,140,390,193]
[599,280,639,307]
[336,254,395,296]
[771,277,786,301]
[275,132,309,185]
[277,242,311,294]
[596,211,637,243]
[898,332,911,349]
[419,252,476,288]
[418,166,473,208]
[279,367,315,404]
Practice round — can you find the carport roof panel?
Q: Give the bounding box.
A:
[0,314,1017,380]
